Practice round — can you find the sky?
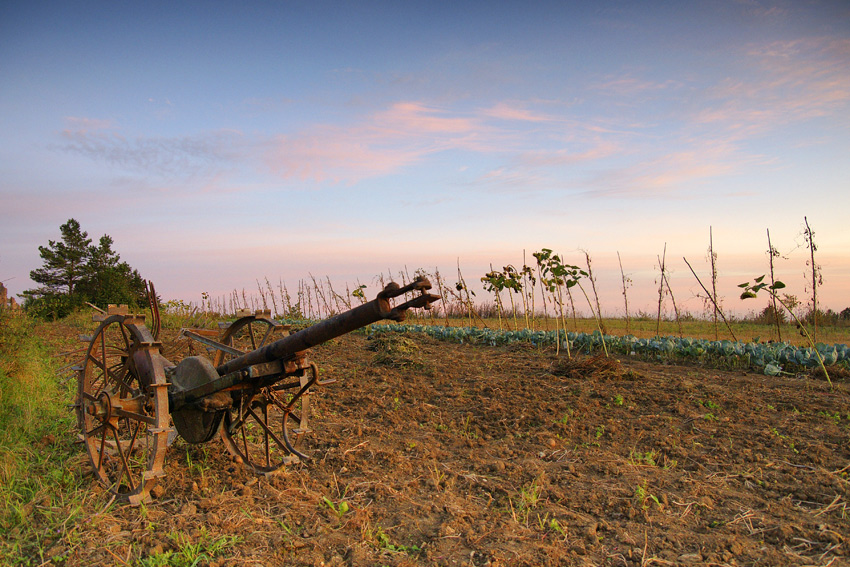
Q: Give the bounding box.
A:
[2,0,849,318]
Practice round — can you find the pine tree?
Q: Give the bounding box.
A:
[28,218,91,296]
[23,219,148,318]
[78,235,147,308]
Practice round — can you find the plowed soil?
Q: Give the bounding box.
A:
[44,327,850,566]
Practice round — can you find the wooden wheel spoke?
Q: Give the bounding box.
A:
[111,425,136,493]
[121,416,142,457]
[86,422,107,438]
[245,405,287,452]
[241,420,250,463]
[263,405,270,467]
[99,331,107,383]
[106,368,136,395]
[114,407,156,426]
[260,324,274,347]
[97,422,109,471]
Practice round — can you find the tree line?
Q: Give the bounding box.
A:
[22,219,148,320]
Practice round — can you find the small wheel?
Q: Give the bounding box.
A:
[220,385,310,473]
[77,315,170,505]
[212,314,281,366]
[214,315,313,473]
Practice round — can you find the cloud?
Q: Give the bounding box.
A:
[695,37,850,135]
[265,102,489,183]
[517,141,620,167]
[592,75,682,97]
[57,120,245,181]
[471,166,550,190]
[265,129,422,183]
[584,140,765,198]
[263,99,643,189]
[480,102,553,123]
[731,0,790,20]
[376,102,477,134]
[63,116,115,132]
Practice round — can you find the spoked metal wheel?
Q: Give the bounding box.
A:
[77,314,170,505]
[214,314,314,473]
[212,313,283,367]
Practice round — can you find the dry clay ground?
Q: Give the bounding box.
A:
[43,326,850,566]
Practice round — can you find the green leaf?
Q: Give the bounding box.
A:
[754,275,765,284]
[740,291,757,300]
[771,281,786,290]
[737,282,750,288]
[764,364,782,376]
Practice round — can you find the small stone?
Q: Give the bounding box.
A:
[150,484,166,499]
[45,544,66,559]
[548,438,557,448]
[584,523,598,542]
[571,540,586,555]
[678,553,703,564]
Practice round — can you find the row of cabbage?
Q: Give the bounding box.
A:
[367,323,850,376]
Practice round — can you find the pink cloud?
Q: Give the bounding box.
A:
[264,102,489,183]
[696,37,850,134]
[518,141,620,167]
[265,99,632,186]
[480,102,552,123]
[586,140,767,197]
[266,129,422,183]
[375,102,477,134]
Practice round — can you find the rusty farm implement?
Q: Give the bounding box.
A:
[76,277,440,504]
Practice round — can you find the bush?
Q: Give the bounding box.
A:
[753,304,787,325]
[20,291,84,321]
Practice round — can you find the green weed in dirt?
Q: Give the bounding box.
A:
[363,524,422,557]
[628,450,658,467]
[322,496,350,519]
[138,529,242,567]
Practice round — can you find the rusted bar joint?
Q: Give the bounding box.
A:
[377,276,433,300]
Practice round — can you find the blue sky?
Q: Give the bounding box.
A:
[2,1,849,316]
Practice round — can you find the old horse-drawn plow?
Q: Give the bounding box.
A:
[76,277,439,504]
